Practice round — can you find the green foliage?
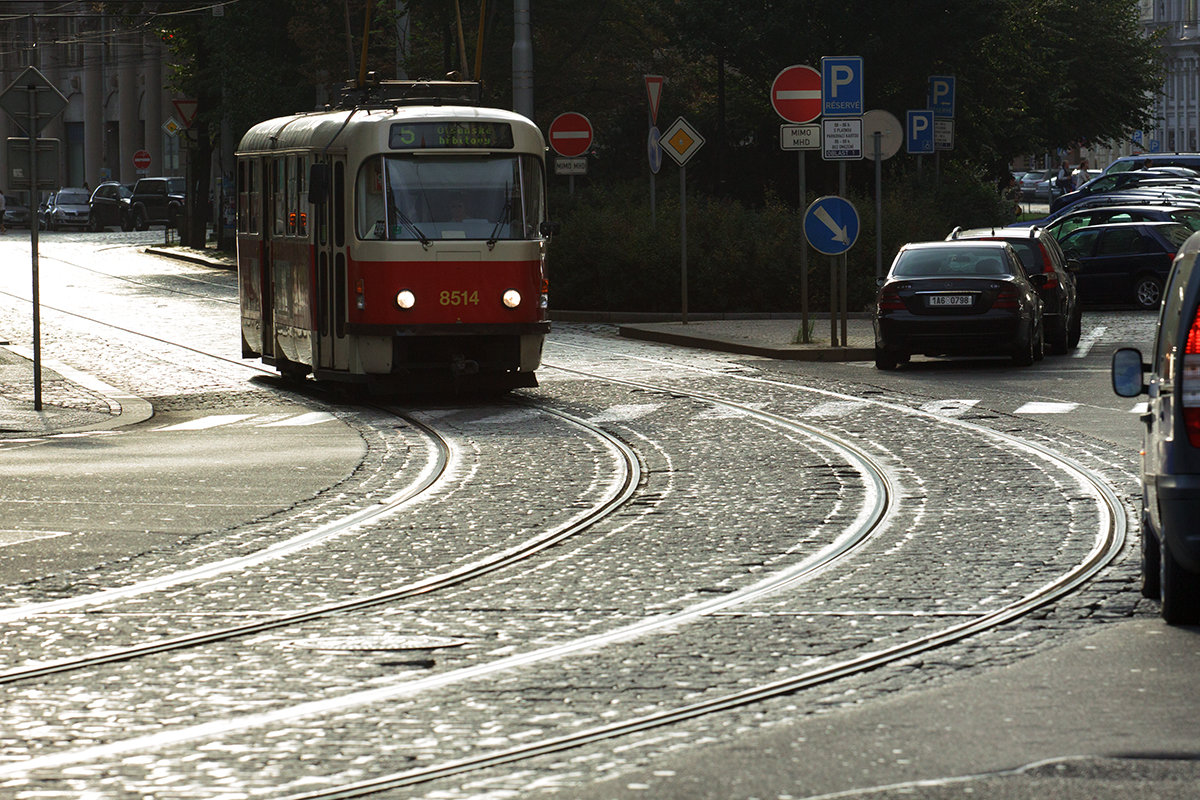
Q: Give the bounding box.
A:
[549,167,1015,313]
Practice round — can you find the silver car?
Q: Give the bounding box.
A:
[42,187,91,230]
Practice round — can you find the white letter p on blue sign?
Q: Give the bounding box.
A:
[928,75,955,118]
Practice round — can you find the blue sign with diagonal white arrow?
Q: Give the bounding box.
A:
[803,195,860,256]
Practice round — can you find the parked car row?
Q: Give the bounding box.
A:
[2,177,186,232]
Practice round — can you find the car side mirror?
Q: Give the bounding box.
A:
[1065,258,1082,272]
[539,220,561,238]
[1111,348,1148,397]
[1027,273,1049,287]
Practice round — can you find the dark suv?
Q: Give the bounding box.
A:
[88,181,132,231]
[128,176,185,230]
[1112,228,1200,624]
[1059,221,1192,309]
[946,226,1082,354]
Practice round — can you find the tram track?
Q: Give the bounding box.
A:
[0,273,1132,797]
[0,401,640,683]
[0,359,1121,796]
[263,360,1127,799]
[0,374,898,783]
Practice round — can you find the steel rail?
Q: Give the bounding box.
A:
[269,365,1125,800]
[0,403,637,684]
[0,381,897,780]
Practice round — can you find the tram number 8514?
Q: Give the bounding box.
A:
[441,290,481,306]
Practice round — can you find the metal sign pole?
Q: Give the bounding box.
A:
[680,164,688,324]
[27,83,42,411]
[799,151,809,342]
[874,131,883,280]
[839,161,848,346]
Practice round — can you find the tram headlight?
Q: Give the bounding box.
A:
[395,289,416,310]
[502,289,522,308]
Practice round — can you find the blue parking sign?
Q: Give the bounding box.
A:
[928,75,955,118]
[821,56,863,117]
[907,110,934,154]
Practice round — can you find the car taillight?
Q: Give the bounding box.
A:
[878,289,904,310]
[1183,306,1200,447]
[993,288,1020,308]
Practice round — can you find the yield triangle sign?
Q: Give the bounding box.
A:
[645,75,664,126]
[173,98,198,128]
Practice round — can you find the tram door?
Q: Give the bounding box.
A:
[257,158,275,358]
[315,157,350,371]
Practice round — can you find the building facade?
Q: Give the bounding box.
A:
[1145,0,1200,155]
[0,4,184,204]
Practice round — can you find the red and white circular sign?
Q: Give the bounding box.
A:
[133,149,152,170]
[548,112,593,157]
[771,65,822,124]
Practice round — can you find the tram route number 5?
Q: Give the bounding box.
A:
[440,290,480,306]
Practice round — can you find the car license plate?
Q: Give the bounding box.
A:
[928,295,973,307]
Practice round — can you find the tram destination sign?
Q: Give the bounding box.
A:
[389,121,514,149]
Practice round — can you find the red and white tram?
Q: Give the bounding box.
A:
[235,81,552,390]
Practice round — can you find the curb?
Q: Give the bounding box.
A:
[2,345,154,434]
[618,325,874,361]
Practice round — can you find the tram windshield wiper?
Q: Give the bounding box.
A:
[487,200,512,249]
[392,204,431,248]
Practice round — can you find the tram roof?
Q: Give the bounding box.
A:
[236,105,544,155]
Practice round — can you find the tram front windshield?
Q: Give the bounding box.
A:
[356,155,545,242]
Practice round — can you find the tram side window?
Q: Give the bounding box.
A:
[356,158,388,240]
[248,161,260,234]
[296,156,308,237]
[273,158,286,236]
[286,156,297,236]
[237,161,247,234]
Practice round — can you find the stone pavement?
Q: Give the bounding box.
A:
[0,343,152,437]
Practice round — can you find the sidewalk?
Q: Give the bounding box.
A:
[0,344,152,437]
[615,314,875,361]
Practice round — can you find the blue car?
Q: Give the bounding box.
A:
[1112,229,1200,624]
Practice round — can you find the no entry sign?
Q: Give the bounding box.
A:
[771,65,822,124]
[548,112,593,158]
[133,149,152,170]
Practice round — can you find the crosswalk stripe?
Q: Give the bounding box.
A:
[155,414,255,431]
[1014,401,1079,414]
[801,400,869,417]
[257,412,336,427]
[919,399,979,417]
[1072,325,1107,358]
[587,404,662,424]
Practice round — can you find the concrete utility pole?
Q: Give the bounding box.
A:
[513,0,533,119]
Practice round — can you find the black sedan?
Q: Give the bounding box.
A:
[88,181,132,231]
[873,240,1045,370]
[1058,221,1192,309]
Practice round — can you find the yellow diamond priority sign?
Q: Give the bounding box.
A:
[659,116,704,167]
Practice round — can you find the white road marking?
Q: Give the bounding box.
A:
[257,412,336,427]
[697,402,769,419]
[1014,401,1079,414]
[801,400,869,417]
[1130,402,1149,414]
[154,414,255,431]
[587,404,663,424]
[919,399,979,417]
[1071,325,1108,358]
